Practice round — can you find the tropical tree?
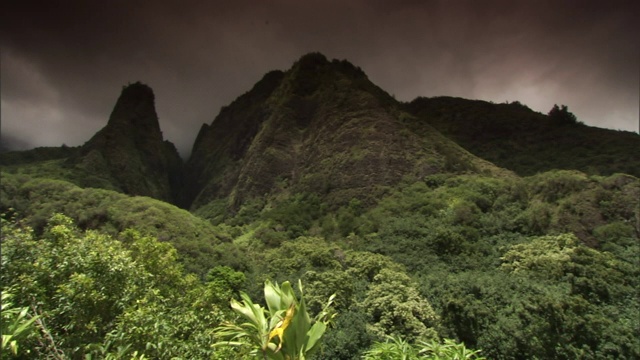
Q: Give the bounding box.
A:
[548,104,578,124]
[0,214,237,359]
[362,269,439,341]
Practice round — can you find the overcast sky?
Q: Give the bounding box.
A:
[1,0,638,156]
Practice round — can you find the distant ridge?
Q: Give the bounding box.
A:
[405,97,640,177]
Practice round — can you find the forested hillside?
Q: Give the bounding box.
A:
[2,53,639,359]
[405,97,640,177]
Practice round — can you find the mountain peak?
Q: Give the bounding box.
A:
[284,52,368,97]
[72,82,182,202]
[104,82,162,139]
[183,54,509,212]
[119,81,154,99]
[292,52,364,75]
[294,52,329,67]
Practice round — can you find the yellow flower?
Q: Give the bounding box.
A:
[268,303,296,352]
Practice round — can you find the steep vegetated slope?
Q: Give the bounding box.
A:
[0,172,243,276]
[72,82,183,202]
[180,69,285,208]
[185,53,510,215]
[405,97,640,177]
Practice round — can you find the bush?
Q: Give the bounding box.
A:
[0,214,234,359]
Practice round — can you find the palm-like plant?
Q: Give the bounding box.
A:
[213,280,335,360]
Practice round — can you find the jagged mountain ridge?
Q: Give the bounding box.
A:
[2,53,639,212]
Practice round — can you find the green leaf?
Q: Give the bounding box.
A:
[285,280,310,355]
[264,280,282,317]
[304,321,326,353]
[280,281,297,308]
[230,297,256,323]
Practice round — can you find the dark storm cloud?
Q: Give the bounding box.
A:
[1,0,638,155]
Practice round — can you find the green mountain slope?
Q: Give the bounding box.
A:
[184,53,511,215]
[0,172,243,276]
[405,97,640,177]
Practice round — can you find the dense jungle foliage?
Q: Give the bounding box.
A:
[1,167,638,359]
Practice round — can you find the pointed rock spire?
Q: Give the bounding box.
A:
[76,82,182,202]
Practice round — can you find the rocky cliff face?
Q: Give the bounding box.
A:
[74,82,182,202]
[183,53,508,212]
[178,70,285,208]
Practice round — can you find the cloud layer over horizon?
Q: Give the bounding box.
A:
[2,0,638,156]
